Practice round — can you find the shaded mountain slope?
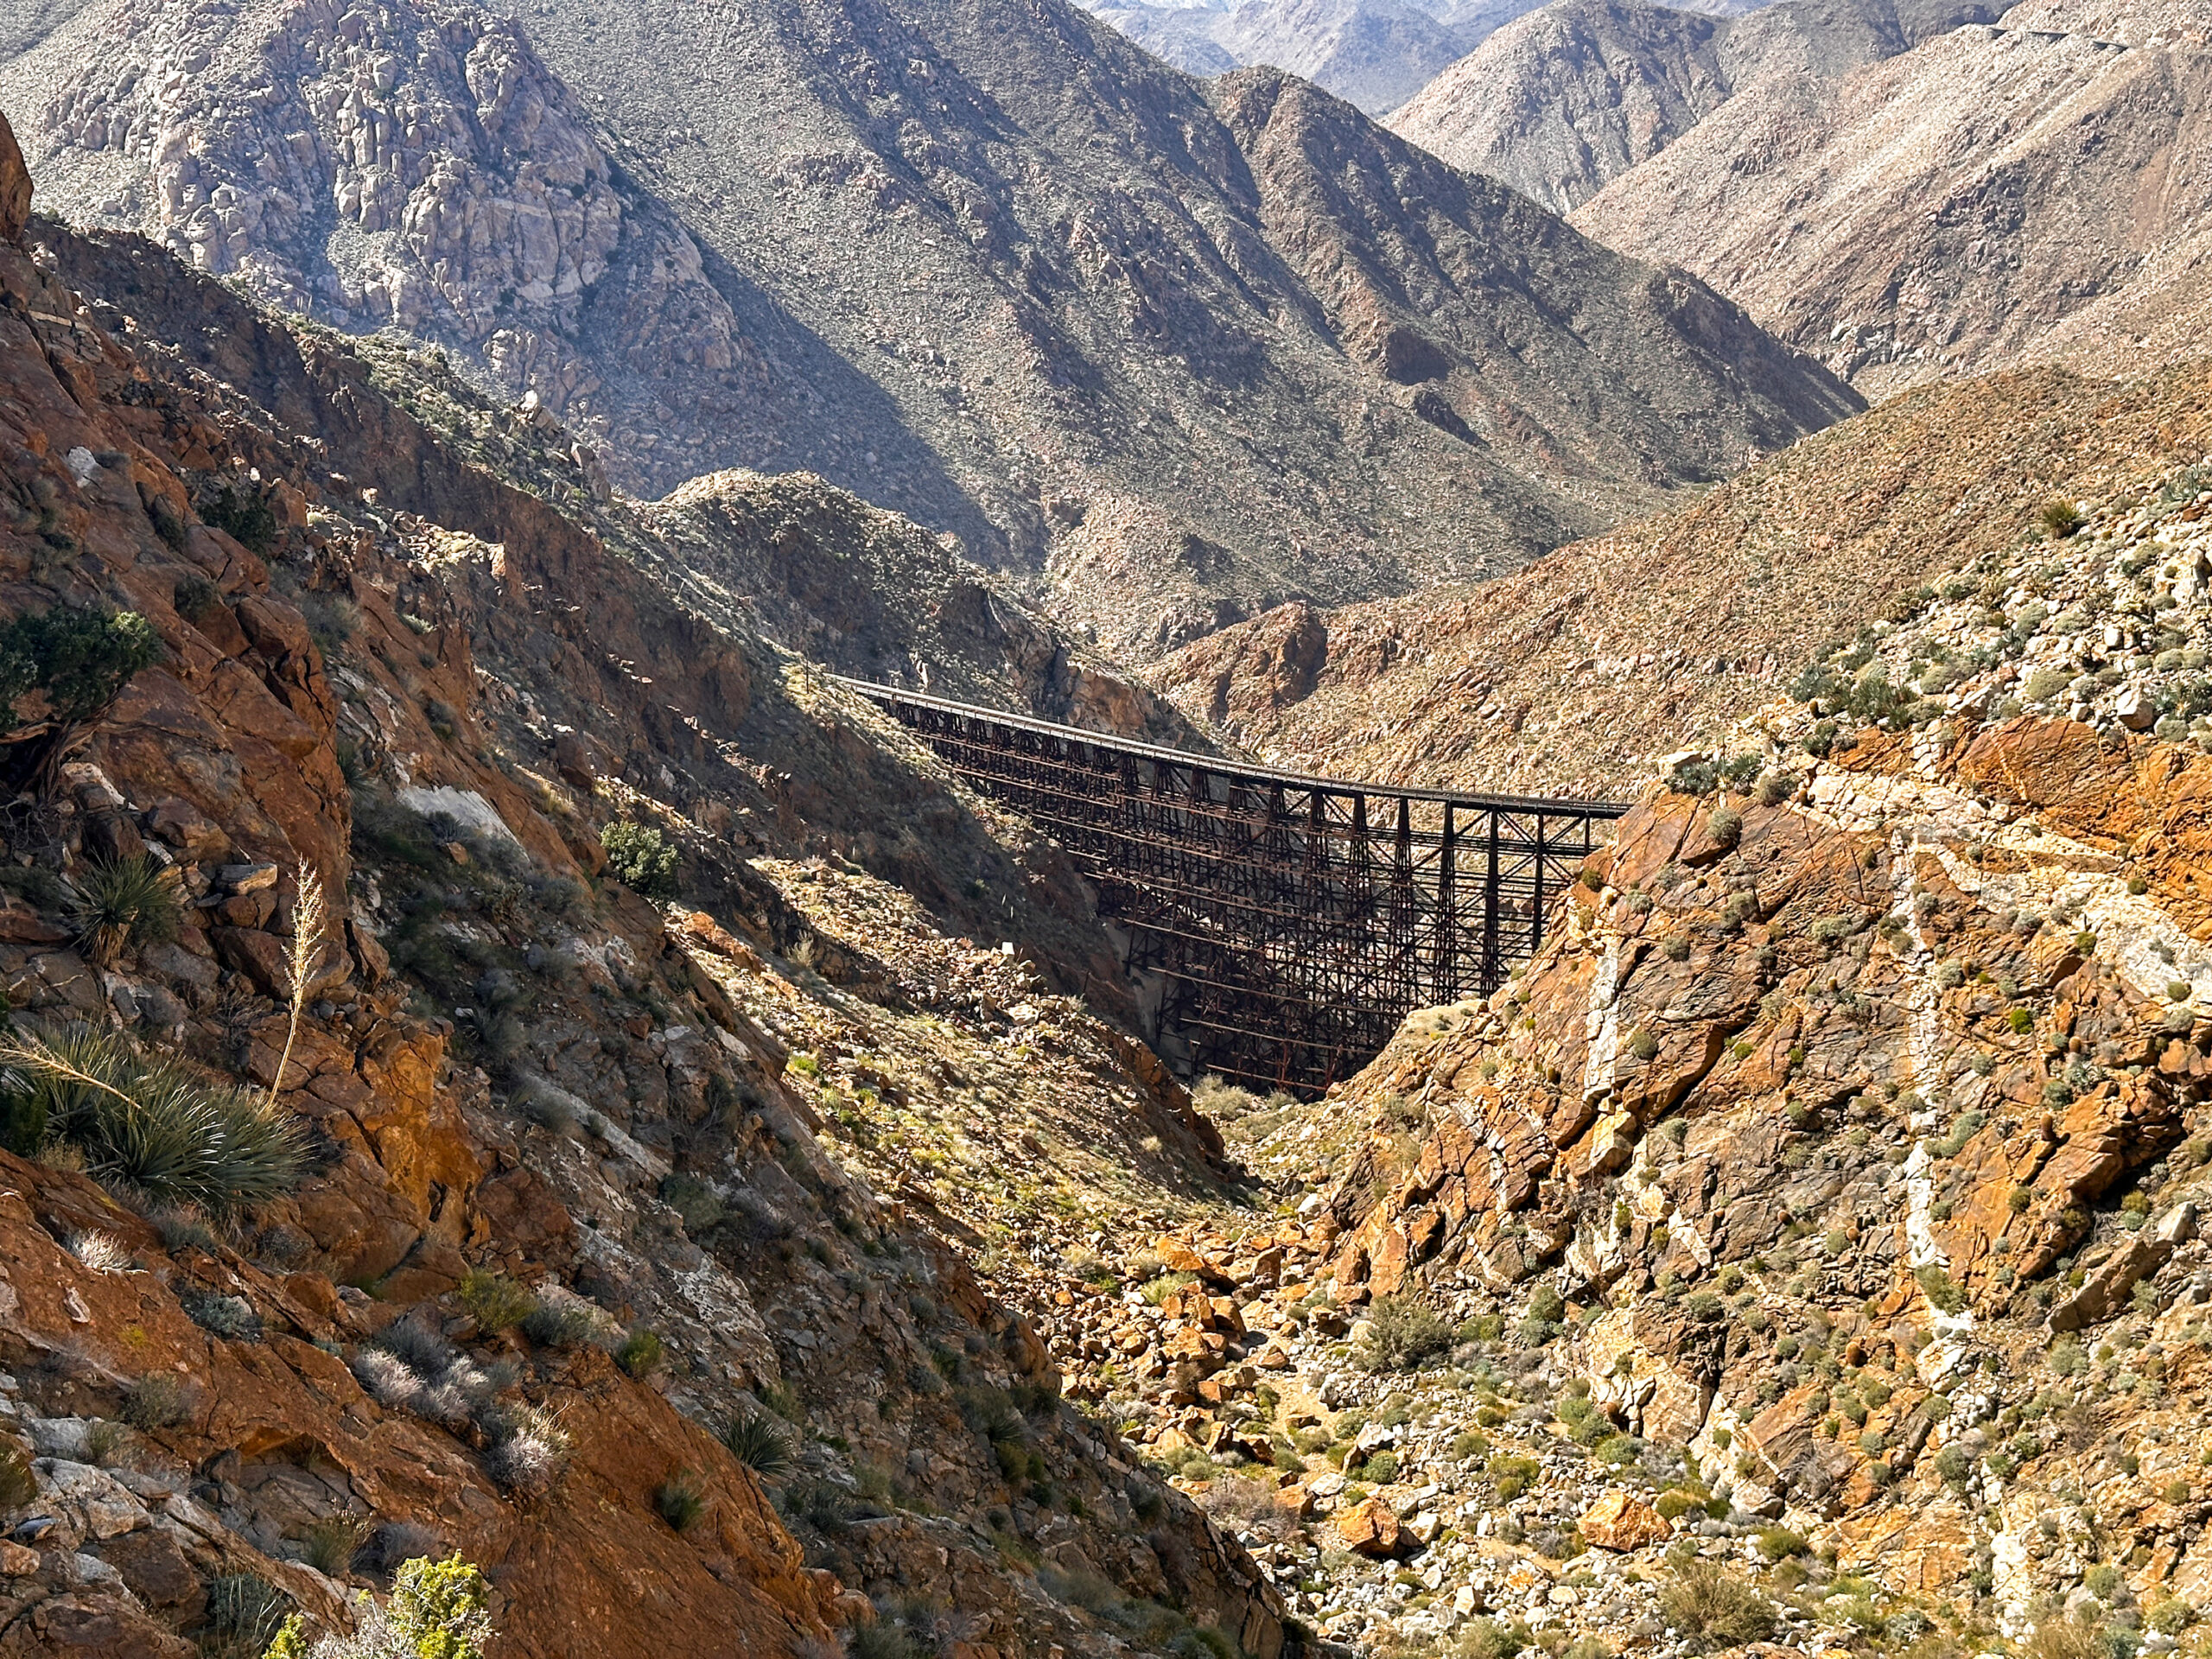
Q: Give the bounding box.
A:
[1,0,1853,658]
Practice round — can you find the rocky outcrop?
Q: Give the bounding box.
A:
[1286,699,2212,1629]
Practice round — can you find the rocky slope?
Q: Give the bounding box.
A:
[1148,357,2212,799]
[1386,0,1999,213]
[0,125,1290,1657]
[0,0,1856,659]
[48,219,1198,748]
[1568,0,2212,397]
[1029,448,2212,1655]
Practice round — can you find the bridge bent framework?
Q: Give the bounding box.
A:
[836,678,1632,1095]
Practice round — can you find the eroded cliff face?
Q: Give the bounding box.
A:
[1305,713,2212,1630]
[0,121,1287,1659]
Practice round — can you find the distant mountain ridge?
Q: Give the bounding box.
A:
[1568,0,2212,395]
[1386,0,2004,212]
[0,0,1856,663]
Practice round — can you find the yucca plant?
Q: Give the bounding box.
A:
[266,862,327,1110]
[65,854,181,963]
[0,1026,306,1216]
[721,1408,793,1478]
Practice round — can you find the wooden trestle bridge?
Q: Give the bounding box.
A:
[836,678,1631,1094]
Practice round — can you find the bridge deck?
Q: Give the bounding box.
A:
[831,676,1633,1094]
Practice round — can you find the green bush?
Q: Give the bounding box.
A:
[456,1268,537,1332]
[202,483,277,554]
[1359,1293,1455,1372]
[722,1408,793,1478]
[1629,1027,1660,1062]
[391,1552,494,1659]
[1915,1263,1967,1314]
[2039,499,2085,540]
[1491,1454,1541,1499]
[1756,1525,1807,1560]
[1659,1561,1776,1650]
[298,1515,369,1576]
[616,1328,664,1378]
[0,1025,305,1216]
[656,1470,707,1531]
[206,1574,291,1653]
[0,605,162,791]
[67,855,181,963]
[1458,1617,1535,1659]
[122,1372,185,1431]
[0,1440,35,1512]
[601,822,679,898]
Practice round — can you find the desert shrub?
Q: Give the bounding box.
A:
[455,1268,536,1332]
[1660,1561,1775,1650]
[205,1573,292,1654]
[601,822,678,898]
[0,1025,305,1215]
[616,1328,664,1378]
[483,1402,570,1497]
[0,604,162,790]
[1756,1526,1807,1560]
[520,1302,601,1350]
[656,1470,707,1531]
[299,1514,372,1576]
[2039,499,2085,539]
[0,1440,35,1513]
[83,1418,127,1466]
[1915,1263,1967,1314]
[1456,1616,1535,1659]
[1629,1027,1660,1062]
[2149,1601,2194,1636]
[201,483,277,555]
[1491,1455,1541,1500]
[723,1408,793,1478]
[850,1620,931,1659]
[1669,757,1719,798]
[182,1290,264,1342]
[1708,806,1743,847]
[1355,1449,1400,1484]
[69,1230,132,1274]
[122,1372,185,1431]
[1360,1294,1454,1372]
[171,569,219,618]
[67,855,181,963]
[2027,1610,2105,1659]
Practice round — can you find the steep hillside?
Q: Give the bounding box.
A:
[1149,359,2212,798]
[1052,458,2212,1651]
[0,0,1855,659]
[1570,5,2212,397]
[48,221,1199,747]
[0,128,1289,1657]
[1387,0,2002,213]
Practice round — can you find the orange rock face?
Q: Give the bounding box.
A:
[1579,1491,1672,1552]
[1336,1496,1408,1558]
